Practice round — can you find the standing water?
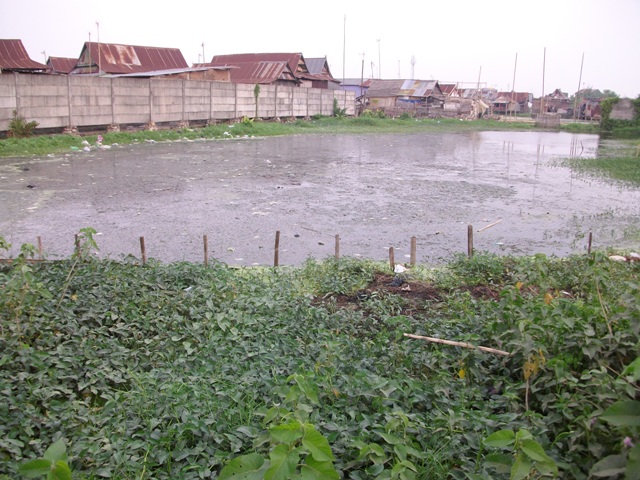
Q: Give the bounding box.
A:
[0,131,638,265]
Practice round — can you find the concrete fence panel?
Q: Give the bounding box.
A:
[0,73,356,133]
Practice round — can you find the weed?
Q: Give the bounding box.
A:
[7,110,39,138]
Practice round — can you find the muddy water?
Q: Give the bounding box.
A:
[1,131,638,265]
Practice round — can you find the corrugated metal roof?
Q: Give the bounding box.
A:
[222,61,299,84]
[0,39,47,71]
[71,42,188,74]
[111,65,230,77]
[366,79,443,98]
[47,57,77,74]
[210,53,308,78]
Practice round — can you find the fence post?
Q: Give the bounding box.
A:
[335,234,340,260]
[274,230,280,267]
[467,225,474,258]
[389,247,395,271]
[410,236,417,266]
[140,237,146,265]
[203,234,209,266]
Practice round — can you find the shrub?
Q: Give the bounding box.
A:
[7,110,39,138]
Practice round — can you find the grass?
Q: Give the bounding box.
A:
[0,115,603,158]
[1,240,639,479]
[564,138,640,186]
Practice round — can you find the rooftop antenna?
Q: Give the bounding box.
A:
[202,42,205,63]
[541,47,546,114]
[411,55,416,79]
[397,60,400,79]
[41,50,46,64]
[371,61,375,79]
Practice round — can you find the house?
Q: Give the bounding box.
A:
[0,39,47,73]
[304,57,340,90]
[364,79,444,114]
[495,91,533,114]
[46,57,77,74]
[70,42,188,75]
[340,78,373,98]
[533,88,571,114]
[439,83,461,98]
[208,53,338,88]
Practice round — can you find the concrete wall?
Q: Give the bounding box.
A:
[0,73,356,132]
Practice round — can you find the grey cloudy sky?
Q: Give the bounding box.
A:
[1,0,638,98]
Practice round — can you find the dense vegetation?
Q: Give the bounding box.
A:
[1,231,638,479]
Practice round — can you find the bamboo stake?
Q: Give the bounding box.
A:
[587,232,593,254]
[478,219,502,232]
[334,234,340,260]
[467,225,474,257]
[410,236,416,266]
[404,333,511,356]
[274,230,280,267]
[389,246,395,271]
[203,234,209,266]
[74,234,80,254]
[139,236,146,265]
[37,236,42,259]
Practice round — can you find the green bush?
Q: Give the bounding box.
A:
[7,110,39,138]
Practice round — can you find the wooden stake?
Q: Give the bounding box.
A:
[74,234,80,254]
[274,230,280,267]
[478,219,502,232]
[334,234,340,260]
[203,234,209,266]
[404,333,511,356]
[389,246,395,271]
[467,225,474,257]
[139,236,146,265]
[410,236,417,266]
[37,236,42,259]
[588,232,593,254]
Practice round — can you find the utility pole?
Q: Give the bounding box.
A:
[377,39,381,79]
[96,22,101,75]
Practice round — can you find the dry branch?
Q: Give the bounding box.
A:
[404,333,511,356]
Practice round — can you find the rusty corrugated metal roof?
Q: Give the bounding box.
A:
[210,53,308,77]
[366,79,443,98]
[223,61,299,84]
[71,42,188,75]
[302,57,339,84]
[0,39,47,71]
[47,57,77,74]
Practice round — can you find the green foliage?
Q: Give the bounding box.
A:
[18,440,72,480]
[1,244,639,478]
[601,95,640,132]
[241,116,254,126]
[399,112,413,121]
[483,429,558,479]
[332,98,347,118]
[254,84,261,119]
[220,375,339,479]
[8,110,39,138]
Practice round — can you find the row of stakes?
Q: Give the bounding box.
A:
[17,227,594,271]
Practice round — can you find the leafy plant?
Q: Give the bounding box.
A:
[219,374,339,479]
[18,439,72,480]
[254,84,261,119]
[8,110,39,138]
[332,98,347,118]
[483,429,559,479]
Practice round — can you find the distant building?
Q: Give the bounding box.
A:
[46,57,77,74]
[70,42,188,75]
[207,53,338,88]
[365,79,443,109]
[0,39,47,73]
[304,57,340,90]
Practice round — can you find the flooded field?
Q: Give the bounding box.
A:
[1,131,638,266]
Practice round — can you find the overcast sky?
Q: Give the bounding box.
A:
[1,0,638,98]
